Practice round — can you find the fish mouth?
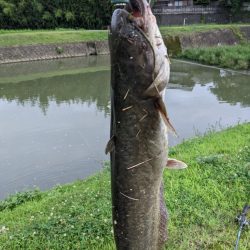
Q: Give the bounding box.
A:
[129,0,146,18]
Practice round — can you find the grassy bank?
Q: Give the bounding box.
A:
[0,29,108,47]
[0,123,249,249]
[160,23,250,37]
[0,24,248,47]
[1,25,250,71]
[178,44,250,70]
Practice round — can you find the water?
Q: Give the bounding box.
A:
[0,56,249,200]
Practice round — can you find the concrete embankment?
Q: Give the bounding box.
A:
[0,41,109,64]
[164,26,250,56]
[0,26,249,64]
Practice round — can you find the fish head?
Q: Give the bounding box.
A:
[129,0,147,18]
[129,1,157,39]
[110,6,155,94]
[110,0,169,98]
[110,0,173,132]
[129,0,170,97]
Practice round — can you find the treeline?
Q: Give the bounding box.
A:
[193,0,249,14]
[0,0,112,29]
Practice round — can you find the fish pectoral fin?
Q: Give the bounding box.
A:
[143,75,163,97]
[105,135,115,154]
[143,80,159,97]
[155,98,177,136]
[166,158,188,170]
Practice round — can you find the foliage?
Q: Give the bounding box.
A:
[179,44,250,70]
[194,0,211,5]
[0,0,112,29]
[228,0,243,14]
[194,0,245,14]
[0,190,42,212]
[219,0,244,13]
[160,24,249,37]
[0,124,249,249]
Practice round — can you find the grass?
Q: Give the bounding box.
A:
[162,24,250,70]
[0,24,249,47]
[0,29,108,47]
[178,44,250,70]
[0,123,249,249]
[1,24,250,70]
[159,23,250,37]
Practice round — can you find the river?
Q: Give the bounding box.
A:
[0,56,249,200]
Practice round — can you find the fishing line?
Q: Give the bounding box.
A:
[234,204,249,250]
[175,59,250,76]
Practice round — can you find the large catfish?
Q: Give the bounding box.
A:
[107,1,187,249]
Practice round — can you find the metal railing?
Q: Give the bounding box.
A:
[153,6,223,14]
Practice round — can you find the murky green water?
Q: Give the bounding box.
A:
[0,56,249,199]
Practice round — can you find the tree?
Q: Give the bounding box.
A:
[230,0,242,13]
[0,0,113,29]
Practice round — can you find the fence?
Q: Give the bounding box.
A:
[153,6,224,14]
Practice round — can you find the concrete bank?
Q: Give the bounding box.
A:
[0,27,249,64]
[0,41,109,64]
[165,26,250,56]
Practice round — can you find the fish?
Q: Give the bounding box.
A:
[107,1,187,249]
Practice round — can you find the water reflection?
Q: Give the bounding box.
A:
[170,61,250,107]
[0,71,110,114]
[210,71,250,107]
[1,58,249,113]
[0,55,108,78]
[0,57,249,199]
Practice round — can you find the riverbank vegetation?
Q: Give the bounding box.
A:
[0,24,249,47]
[0,123,249,249]
[0,0,245,30]
[179,44,250,70]
[160,23,250,37]
[0,0,112,29]
[0,29,108,47]
[163,24,250,70]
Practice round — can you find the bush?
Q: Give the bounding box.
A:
[0,0,112,29]
[0,189,42,211]
[179,44,250,70]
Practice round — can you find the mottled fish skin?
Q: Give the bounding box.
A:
[108,1,170,249]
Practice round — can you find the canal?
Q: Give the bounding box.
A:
[0,56,249,199]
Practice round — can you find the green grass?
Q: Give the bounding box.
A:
[0,24,249,47]
[159,24,250,37]
[0,123,249,249]
[178,44,250,70]
[0,29,108,47]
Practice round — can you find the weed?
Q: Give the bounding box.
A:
[55,46,64,54]
[0,189,42,212]
[179,44,250,70]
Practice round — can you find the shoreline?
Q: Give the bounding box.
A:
[0,41,109,64]
[0,25,249,65]
[175,58,250,75]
